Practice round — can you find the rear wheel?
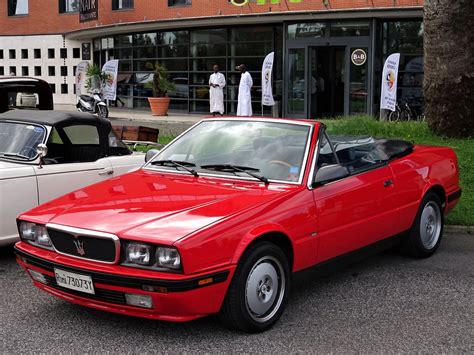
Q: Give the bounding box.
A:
[219,242,290,333]
[401,192,444,258]
[97,105,109,119]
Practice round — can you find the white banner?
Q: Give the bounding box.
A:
[380,53,400,111]
[101,59,119,100]
[75,61,90,96]
[261,52,275,106]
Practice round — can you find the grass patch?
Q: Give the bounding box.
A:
[322,116,473,226]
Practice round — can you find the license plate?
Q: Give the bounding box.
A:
[54,268,95,295]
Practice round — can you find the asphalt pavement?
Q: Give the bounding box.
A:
[1,232,473,353]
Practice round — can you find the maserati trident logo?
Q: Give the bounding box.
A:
[74,239,86,256]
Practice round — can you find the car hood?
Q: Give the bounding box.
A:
[22,169,298,245]
[0,160,36,179]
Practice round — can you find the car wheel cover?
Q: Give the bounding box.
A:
[245,255,285,323]
[420,201,442,250]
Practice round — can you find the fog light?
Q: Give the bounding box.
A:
[28,269,47,284]
[125,293,153,309]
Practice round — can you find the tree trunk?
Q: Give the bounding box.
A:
[424,0,474,137]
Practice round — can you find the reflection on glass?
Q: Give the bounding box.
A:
[331,21,370,37]
[287,23,326,38]
[288,49,305,116]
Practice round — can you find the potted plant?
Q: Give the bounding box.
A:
[147,63,175,116]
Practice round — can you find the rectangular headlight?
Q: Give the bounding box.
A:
[156,247,181,270]
[126,243,152,265]
[19,221,53,250]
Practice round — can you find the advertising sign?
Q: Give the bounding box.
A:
[79,0,98,22]
[101,60,119,100]
[81,43,91,60]
[351,49,367,66]
[380,53,400,111]
[75,61,90,97]
[261,52,275,106]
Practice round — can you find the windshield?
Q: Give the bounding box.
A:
[0,121,46,160]
[149,120,311,183]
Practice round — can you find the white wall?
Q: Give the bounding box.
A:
[0,34,92,105]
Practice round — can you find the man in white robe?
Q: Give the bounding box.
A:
[236,64,253,116]
[209,65,226,116]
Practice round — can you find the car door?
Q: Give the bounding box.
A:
[35,124,114,204]
[311,130,398,263]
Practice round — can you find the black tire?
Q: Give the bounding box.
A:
[97,105,109,119]
[388,110,400,122]
[219,241,291,333]
[401,192,444,258]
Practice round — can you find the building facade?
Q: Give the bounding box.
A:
[0,0,424,117]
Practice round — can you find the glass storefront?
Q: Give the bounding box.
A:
[92,18,423,117]
[93,26,282,114]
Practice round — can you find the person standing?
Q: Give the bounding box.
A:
[236,64,253,116]
[209,64,226,116]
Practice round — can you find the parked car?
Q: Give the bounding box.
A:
[14,118,461,332]
[0,77,53,113]
[0,110,147,246]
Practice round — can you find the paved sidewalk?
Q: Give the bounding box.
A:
[54,103,205,136]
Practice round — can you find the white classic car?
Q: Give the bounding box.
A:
[0,110,147,246]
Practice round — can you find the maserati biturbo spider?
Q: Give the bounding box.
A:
[14,118,461,332]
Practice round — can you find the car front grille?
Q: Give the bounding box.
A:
[43,274,126,305]
[47,225,118,263]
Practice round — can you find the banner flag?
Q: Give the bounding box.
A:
[261,52,275,106]
[101,60,119,100]
[75,61,90,97]
[380,53,400,111]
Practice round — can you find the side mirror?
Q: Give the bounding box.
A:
[145,149,159,163]
[36,143,48,158]
[313,164,349,187]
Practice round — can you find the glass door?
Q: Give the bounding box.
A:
[287,48,306,117]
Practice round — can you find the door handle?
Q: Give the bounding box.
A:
[98,169,113,176]
[383,179,393,188]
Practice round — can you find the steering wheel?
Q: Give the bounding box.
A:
[269,160,293,169]
[19,145,36,158]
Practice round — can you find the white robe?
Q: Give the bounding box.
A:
[209,72,226,114]
[237,71,253,116]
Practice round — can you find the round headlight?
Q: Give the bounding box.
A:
[126,243,152,265]
[35,225,52,247]
[156,247,181,270]
[19,222,36,241]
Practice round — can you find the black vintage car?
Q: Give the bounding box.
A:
[0,77,53,113]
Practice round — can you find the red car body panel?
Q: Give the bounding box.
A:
[15,118,461,321]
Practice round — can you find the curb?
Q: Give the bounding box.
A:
[445,225,473,234]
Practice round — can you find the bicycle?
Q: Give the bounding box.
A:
[388,98,415,122]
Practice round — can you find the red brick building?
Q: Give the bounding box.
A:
[0,0,424,116]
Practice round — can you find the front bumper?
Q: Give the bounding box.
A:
[15,244,234,322]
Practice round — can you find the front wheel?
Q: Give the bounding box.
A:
[219,242,290,333]
[401,192,444,258]
[97,105,109,119]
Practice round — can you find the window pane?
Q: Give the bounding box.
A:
[115,35,133,47]
[331,21,370,37]
[168,0,192,6]
[231,27,273,42]
[134,33,157,46]
[159,59,188,72]
[191,29,226,43]
[9,0,28,15]
[133,46,156,59]
[158,44,189,58]
[156,31,189,45]
[190,58,226,73]
[63,125,100,145]
[287,23,326,39]
[191,44,226,57]
[114,48,133,59]
[228,42,272,57]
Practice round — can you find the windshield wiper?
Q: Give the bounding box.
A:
[150,160,199,177]
[200,164,269,184]
[0,152,30,160]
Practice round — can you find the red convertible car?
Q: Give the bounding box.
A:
[15,118,461,332]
